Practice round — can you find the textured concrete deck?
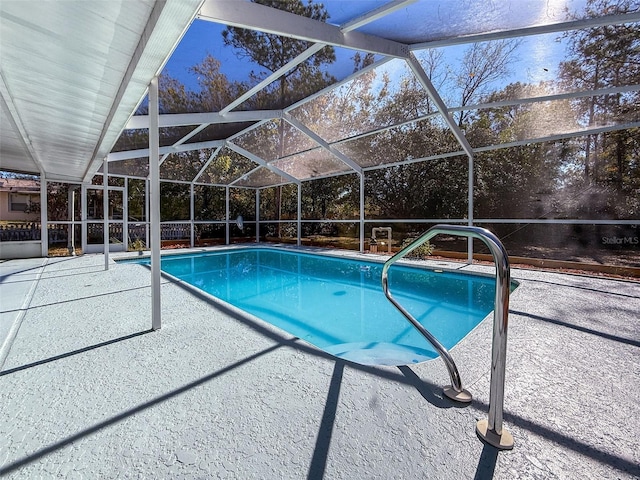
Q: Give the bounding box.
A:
[0,249,638,479]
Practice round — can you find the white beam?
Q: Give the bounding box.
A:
[359,173,365,253]
[450,84,640,113]
[190,183,195,247]
[313,83,640,150]
[225,186,230,244]
[255,189,260,242]
[467,154,474,264]
[218,1,417,114]
[226,142,300,185]
[297,183,301,247]
[103,158,109,270]
[406,53,474,158]
[193,146,223,183]
[169,123,210,149]
[221,44,326,114]
[84,0,169,183]
[228,164,262,187]
[198,0,409,58]
[227,119,273,143]
[363,150,466,173]
[125,110,282,129]
[284,56,395,114]
[40,175,48,257]
[412,12,640,50]
[84,0,204,183]
[107,140,225,162]
[340,0,417,32]
[283,113,363,174]
[474,122,640,152]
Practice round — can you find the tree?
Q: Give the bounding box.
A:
[222,0,336,110]
[558,0,640,219]
[190,55,243,112]
[301,174,360,233]
[365,158,468,221]
[222,0,338,238]
[454,40,520,127]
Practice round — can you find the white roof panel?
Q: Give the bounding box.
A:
[0,0,203,181]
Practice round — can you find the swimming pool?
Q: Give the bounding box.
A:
[124,248,499,366]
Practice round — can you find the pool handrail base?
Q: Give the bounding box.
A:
[476,419,514,450]
[443,386,472,403]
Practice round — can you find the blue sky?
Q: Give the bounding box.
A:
[163,19,368,92]
[162,1,573,99]
[163,0,383,91]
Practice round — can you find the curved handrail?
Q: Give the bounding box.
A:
[381,224,514,449]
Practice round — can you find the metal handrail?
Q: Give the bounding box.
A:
[381,224,514,449]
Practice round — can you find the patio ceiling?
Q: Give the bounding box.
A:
[0,0,203,182]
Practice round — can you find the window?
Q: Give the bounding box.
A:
[9,193,33,212]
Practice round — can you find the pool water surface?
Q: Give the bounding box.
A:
[124,248,499,365]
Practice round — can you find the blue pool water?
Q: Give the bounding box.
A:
[123,248,499,365]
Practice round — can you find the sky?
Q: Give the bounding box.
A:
[163,19,366,92]
[162,1,385,91]
[160,1,579,99]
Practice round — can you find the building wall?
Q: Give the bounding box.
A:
[0,191,41,222]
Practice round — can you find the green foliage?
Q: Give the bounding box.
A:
[555,0,640,218]
[160,182,190,221]
[301,174,360,220]
[229,188,256,221]
[365,158,468,220]
[128,238,146,252]
[194,185,226,221]
[400,237,435,258]
[128,179,146,221]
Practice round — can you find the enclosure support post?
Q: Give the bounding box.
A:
[81,184,87,254]
[468,154,474,264]
[256,189,260,243]
[40,174,48,257]
[149,76,162,331]
[359,173,365,253]
[103,157,109,271]
[67,188,75,255]
[225,186,230,245]
[145,180,150,248]
[297,184,301,246]
[122,181,128,253]
[190,183,195,248]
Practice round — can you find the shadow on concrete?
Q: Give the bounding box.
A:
[307,361,344,480]
[511,309,640,348]
[0,329,153,376]
[0,258,48,283]
[0,342,285,476]
[1,283,168,315]
[500,411,639,478]
[473,445,499,480]
[519,276,640,299]
[173,276,640,479]
[397,364,463,409]
[0,256,94,284]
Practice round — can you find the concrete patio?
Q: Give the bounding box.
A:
[0,250,638,479]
